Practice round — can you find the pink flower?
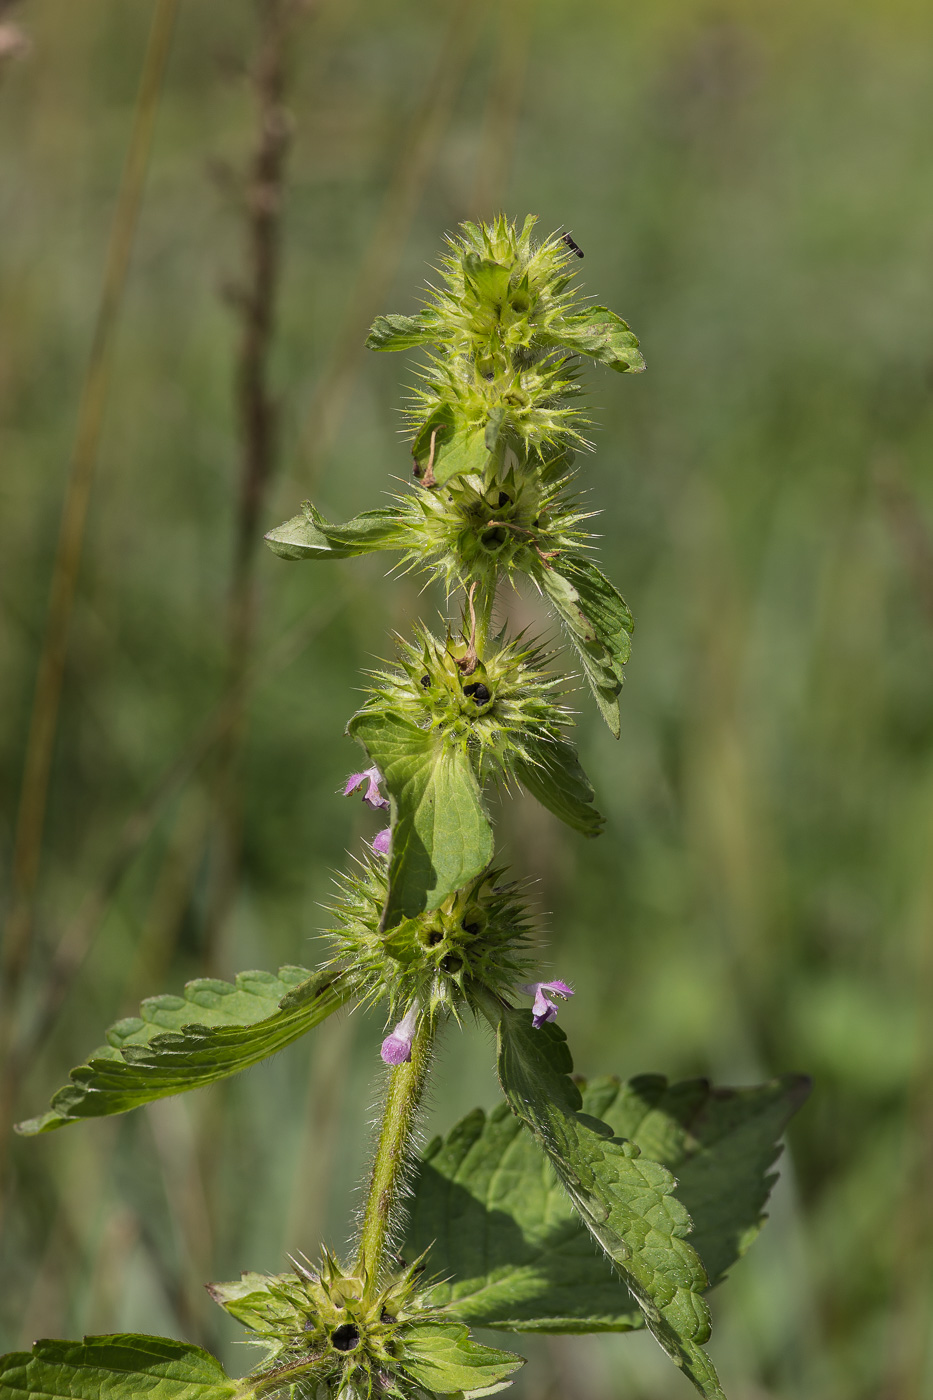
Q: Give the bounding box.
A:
[519,979,574,1028]
[372,827,391,856]
[381,1005,419,1065]
[343,765,389,811]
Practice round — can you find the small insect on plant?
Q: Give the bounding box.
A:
[3,216,808,1400]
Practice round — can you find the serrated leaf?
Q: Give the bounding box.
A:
[348,711,493,929]
[541,306,646,374]
[407,1075,809,1336]
[481,998,725,1400]
[0,1335,237,1400]
[206,1273,297,1335]
[399,1321,523,1396]
[366,311,440,352]
[594,1073,811,1287]
[264,502,411,561]
[541,555,634,737]
[17,967,351,1134]
[407,1103,640,1334]
[512,735,604,837]
[412,411,490,490]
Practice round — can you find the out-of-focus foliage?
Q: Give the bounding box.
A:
[1,2,932,1398]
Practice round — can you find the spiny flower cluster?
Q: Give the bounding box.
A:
[210,1250,444,1400]
[393,454,593,599]
[359,624,574,788]
[325,857,534,1022]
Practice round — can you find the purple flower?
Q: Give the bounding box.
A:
[343,765,389,811]
[372,827,391,857]
[381,1005,419,1066]
[519,979,574,1028]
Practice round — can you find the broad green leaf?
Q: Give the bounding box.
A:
[366,311,440,352]
[481,998,725,1399]
[541,555,634,738]
[588,1073,811,1287]
[17,967,351,1134]
[407,1074,809,1334]
[407,1103,640,1334]
[348,711,493,928]
[399,1321,523,1396]
[264,502,411,561]
[412,417,490,490]
[512,735,604,837]
[0,1335,237,1400]
[541,306,646,374]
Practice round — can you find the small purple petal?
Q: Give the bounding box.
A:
[343,765,389,811]
[372,827,391,856]
[519,979,574,1029]
[380,1005,419,1065]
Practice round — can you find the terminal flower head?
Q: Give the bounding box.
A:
[372,827,391,856]
[519,979,573,1028]
[381,1004,419,1065]
[343,765,389,810]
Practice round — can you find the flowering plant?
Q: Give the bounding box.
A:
[3,218,808,1400]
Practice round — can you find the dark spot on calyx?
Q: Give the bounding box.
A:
[332,1324,360,1352]
[463,682,491,704]
[442,954,463,974]
[462,920,480,935]
[427,930,443,946]
[420,674,431,688]
[381,1307,395,1324]
[496,491,511,508]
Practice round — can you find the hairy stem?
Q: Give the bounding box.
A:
[356,1012,434,1287]
[475,581,497,657]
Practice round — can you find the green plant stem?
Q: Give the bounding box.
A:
[356,1012,434,1288]
[474,579,497,657]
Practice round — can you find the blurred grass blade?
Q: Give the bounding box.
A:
[1,0,179,1117]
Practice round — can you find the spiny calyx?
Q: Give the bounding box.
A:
[210,1250,522,1399]
[328,860,533,1020]
[360,624,572,784]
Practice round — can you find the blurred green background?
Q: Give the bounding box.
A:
[2,0,933,1395]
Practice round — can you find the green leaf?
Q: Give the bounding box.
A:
[366,310,440,352]
[412,417,490,490]
[512,735,604,837]
[399,1321,523,1396]
[541,306,646,374]
[0,1335,237,1400]
[482,999,725,1400]
[594,1073,811,1287]
[17,967,351,1134]
[541,555,634,737]
[407,1103,640,1334]
[206,1273,297,1335]
[406,1074,809,1335]
[348,711,493,928]
[264,501,411,561]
